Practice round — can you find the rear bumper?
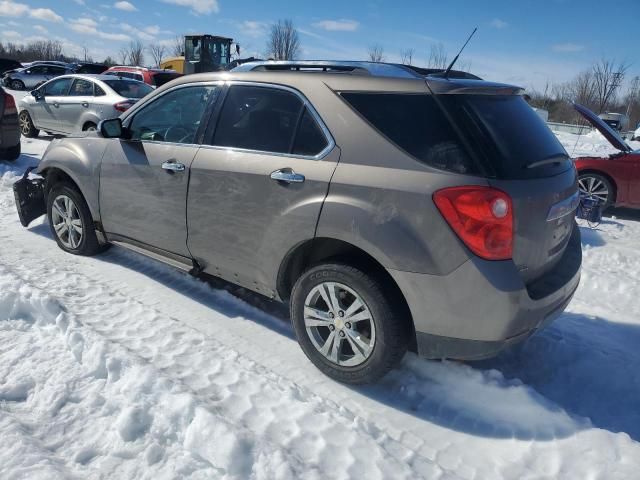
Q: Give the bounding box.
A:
[389,224,582,360]
[0,115,20,149]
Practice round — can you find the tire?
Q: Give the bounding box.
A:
[10,79,24,91]
[0,143,20,161]
[19,110,40,138]
[290,263,409,384]
[82,122,97,132]
[578,172,614,210]
[46,182,109,256]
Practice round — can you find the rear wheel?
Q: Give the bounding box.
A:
[578,173,613,209]
[19,110,39,138]
[0,144,20,161]
[47,183,108,256]
[10,79,24,91]
[290,263,408,384]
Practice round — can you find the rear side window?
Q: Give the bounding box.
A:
[440,95,572,179]
[341,93,477,174]
[69,79,94,96]
[212,85,329,156]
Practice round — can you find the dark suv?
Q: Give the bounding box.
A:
[14,61,581,383]
[0,86,20,161]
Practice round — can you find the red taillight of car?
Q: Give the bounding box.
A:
[433,186,513,260]
[3,92,17,115]
[114,101,133,112]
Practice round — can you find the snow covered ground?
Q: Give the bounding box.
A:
[1,129,640,479]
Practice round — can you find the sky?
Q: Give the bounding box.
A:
[0,0,638,91]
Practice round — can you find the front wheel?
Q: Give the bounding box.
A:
[290,263,409,384]
[10,79,24,90]
[47,183,108,256]
[578,173,613,209]
[19,110,40,138]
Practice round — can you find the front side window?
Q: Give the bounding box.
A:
[69,79,94,96]
[29,66,47,75]
[213,85,328,155]
[128,85,217,144]
[44,78,72,96]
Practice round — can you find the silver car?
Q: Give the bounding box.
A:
[3,63,71,91]
[14,61,581,384]
[18,74,153,137]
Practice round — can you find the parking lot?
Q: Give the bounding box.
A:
[1,110,640,478]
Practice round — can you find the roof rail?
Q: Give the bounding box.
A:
[232,61,422,79]
[231,60,482,80]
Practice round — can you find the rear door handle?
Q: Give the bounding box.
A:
[161,161,185,172]
[53,102,59,108]
[81,102,89,108]
[270,169,305,184]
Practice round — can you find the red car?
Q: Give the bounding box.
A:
[103,66,182,88]
[573,103,640,209]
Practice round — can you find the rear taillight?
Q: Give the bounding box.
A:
[114,101,133,112]
[433,186,513,260]
[3,92,17,115]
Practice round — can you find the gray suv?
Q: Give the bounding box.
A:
[14,61,581,384]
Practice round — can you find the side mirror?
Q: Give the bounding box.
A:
[99,118,123,138]
[31,90,43,99]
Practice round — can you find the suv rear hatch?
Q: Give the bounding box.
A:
[438,91,578,285]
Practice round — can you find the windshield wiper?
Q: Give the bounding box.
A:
[525,154,569,169]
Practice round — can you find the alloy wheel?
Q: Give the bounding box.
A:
[19,112,31,135]
[51,194,83,249]
[578,175,609,204]
[303,282,376,367]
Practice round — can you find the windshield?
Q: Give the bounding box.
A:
[440,94,572,179]
[103,79,153,99]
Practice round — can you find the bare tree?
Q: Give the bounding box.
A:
[127,39,145,67]
[171,35,184,57]
[427,43,448,69]
[266,19,300,60]
[367,44,385,62]
[592,58,629,113]
[400,48,414,65]
[118,47,129,65]
[148,44,166,66]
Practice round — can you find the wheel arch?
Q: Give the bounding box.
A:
[277,237,417,352]
[40,166,99,221]
[578,169,618,203]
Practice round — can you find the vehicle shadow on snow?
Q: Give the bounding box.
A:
[578,225,606,247]
[25,223,639,442]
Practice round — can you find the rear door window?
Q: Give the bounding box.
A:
[212,85,304,154]
[292,108,329,156]
[341,92,478,175]
[69,79,94,96]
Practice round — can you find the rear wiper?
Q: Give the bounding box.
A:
[525,155,569,169]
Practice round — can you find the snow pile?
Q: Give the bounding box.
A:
[1,136,640,479]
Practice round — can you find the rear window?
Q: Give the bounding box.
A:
[341,92,479,175]
[152,72,182,87]
[77,64,107,74]
[440,94,572,179]
[103,79,153,99]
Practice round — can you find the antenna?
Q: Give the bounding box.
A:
[443,27,477,79]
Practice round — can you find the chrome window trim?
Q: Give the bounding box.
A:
[199,80,336,161]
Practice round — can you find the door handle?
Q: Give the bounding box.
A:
[81,102,89,108]
[270,169,305,184]
[53,102,59,108]
[161,161,185,172]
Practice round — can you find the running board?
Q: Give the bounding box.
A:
[111,240,194,273]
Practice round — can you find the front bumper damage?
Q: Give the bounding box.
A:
[13,167,46,227]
